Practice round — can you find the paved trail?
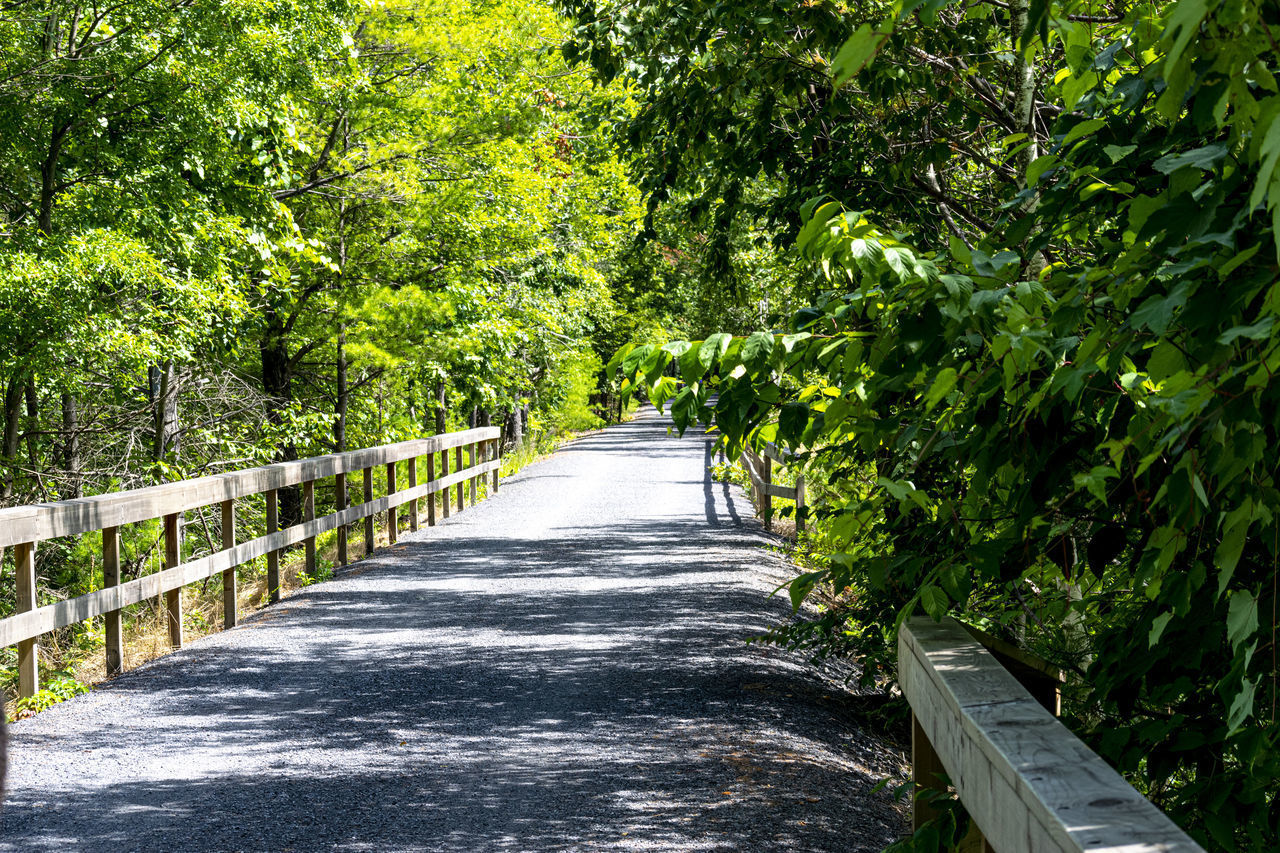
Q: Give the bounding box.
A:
[2,410,905,852]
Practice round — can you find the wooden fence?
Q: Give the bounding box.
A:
[740,443,805,536]
[0,427,502,700]
[900,615,1204,852]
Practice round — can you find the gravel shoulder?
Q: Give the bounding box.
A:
[1,408,907,852]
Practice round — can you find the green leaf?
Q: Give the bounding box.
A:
[699,333,732,369]
[1103,144,1138,164]
[741,331,775,372]
[832,23,889,86]
[1149,611,1174,648]
[778,401,809,444]
[1226,591,1259,651]
[919,584,949,619]
[781,332,811,352]
[1217,316,1275,345]
[924,367,958,411]
[662,340,692,358]
[1063,118,1106,147]
[1026,154,1059,186]
[1152,143,1228,174]
[1226,676,1257,735]
[1215,499,1254,595]
[621,344,653,378]
[680,344,708,385]
[606,343,636,377]
[788,570,824,611]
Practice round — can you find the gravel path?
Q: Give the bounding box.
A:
[2,409,907,852]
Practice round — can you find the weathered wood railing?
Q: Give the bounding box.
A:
[900,615,1204,852]
[740,443,805,536]
[0,427,502,699]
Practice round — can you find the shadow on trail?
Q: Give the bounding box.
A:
[1,409,904,852]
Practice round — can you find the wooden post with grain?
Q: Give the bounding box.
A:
[221,499,236,629]
[163,513,182,648]
[898,616,1204,852]
[335,471,348,568]
[386,462,398,545]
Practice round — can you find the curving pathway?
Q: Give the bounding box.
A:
[1,409,905,851]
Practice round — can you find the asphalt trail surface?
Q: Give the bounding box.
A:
[2,409,906,851]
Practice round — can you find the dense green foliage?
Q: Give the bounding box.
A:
[588,0,1280,848]
[3,0,1278,847]
[0,0,683,695]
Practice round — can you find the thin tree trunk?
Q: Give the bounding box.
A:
[509,407,523,448]
[152,361,178,463]
[2,376,23,498]
[261,324,301,526]
[334,327,348,453]
[61,391,80,498]
[23,380,38,469]
[434,382,447,435]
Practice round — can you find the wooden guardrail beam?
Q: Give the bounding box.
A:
[899,615,1204,853]
[0,428,497,549]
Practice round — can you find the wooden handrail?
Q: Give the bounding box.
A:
[1,427,502,698]
[0,428,496,548]
[899,615,1204,852]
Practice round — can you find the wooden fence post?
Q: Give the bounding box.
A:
[221,499,237,629]
[408,458,419,531]
[163,513,182,648]
[363,467,375,555]
[386,462,398,544]
[426,453,437,526]
[441,450,451,519]
[335,471,348,567]
[303,480,316,577]
[763,453,773,532]
[266,489,280,603]
[912,712,947,831]
[468,443,477,506]
[795,474,806,537]
[454,446,464,512]
[491,438,500,492]
[16,540,38,697]
[103,527,123,676]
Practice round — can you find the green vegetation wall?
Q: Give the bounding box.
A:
[0,0,690,697]
[580,0,1280,848]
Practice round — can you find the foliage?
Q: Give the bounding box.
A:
[604,0,1280,848]
[0,0,651,704]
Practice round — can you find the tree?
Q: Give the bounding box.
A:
[608,0,1280,847]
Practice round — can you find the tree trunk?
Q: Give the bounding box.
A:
[151,361,178,463]
[2,376,23,498]
[1009,0,1039,191]
[479,409,490,428]
[261,326,301,526]
[61,391,80,498]
[508,407,523,449]
[434,381,447,435]
[23,380,38,469]
[334,327,348,453]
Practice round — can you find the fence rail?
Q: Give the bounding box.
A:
[899,615,1204,852]
[0,427,502,699]
[739,443,805,536]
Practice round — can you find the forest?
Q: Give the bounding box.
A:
[3,0,1279,850]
